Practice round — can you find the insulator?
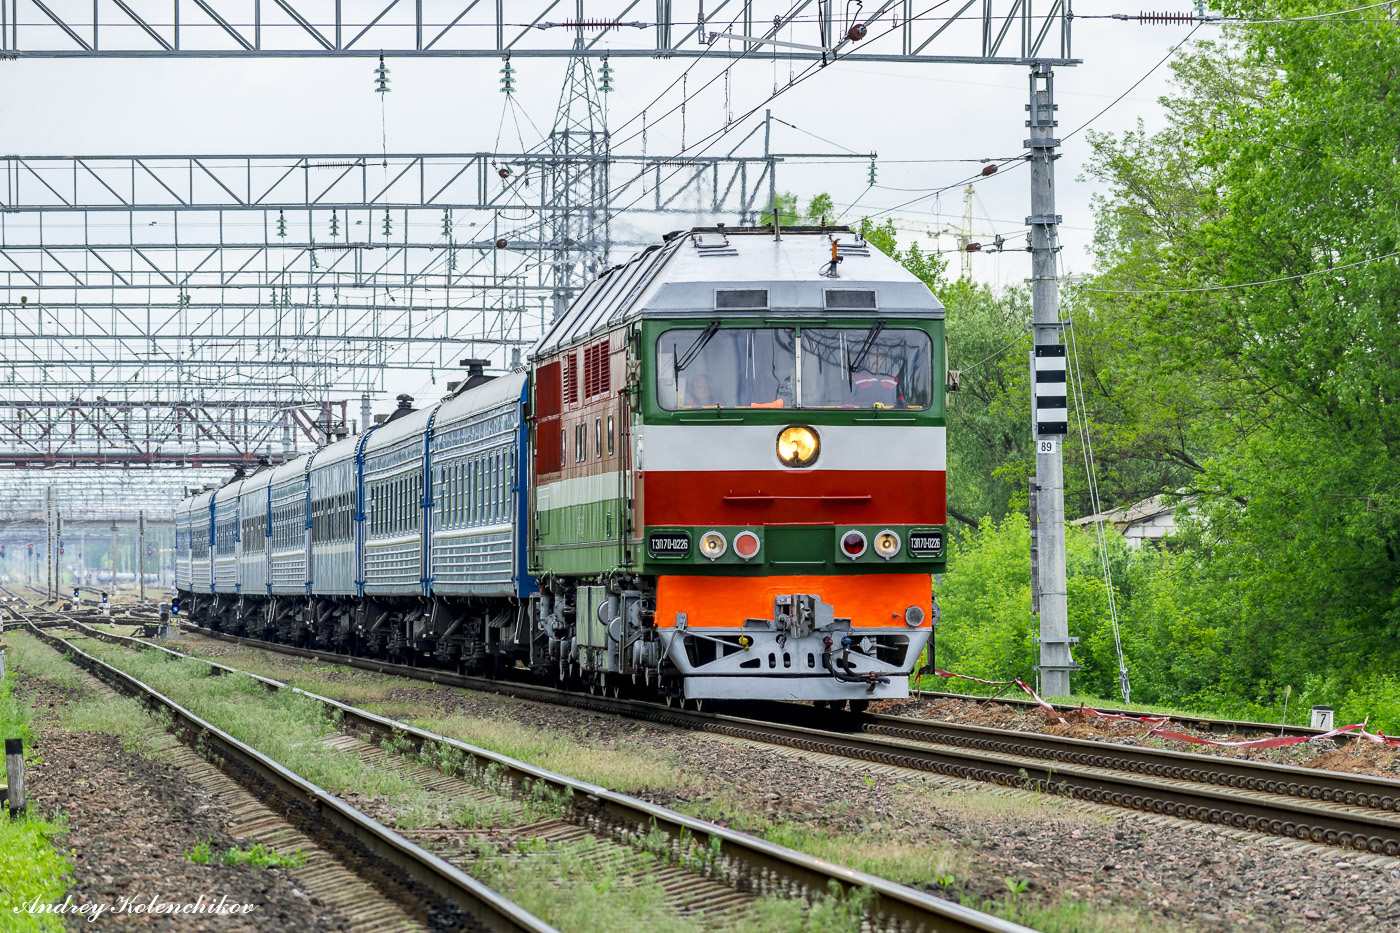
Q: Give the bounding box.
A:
[277,209,288,237]
[329,211,341,238]
[498,166,511,179]
[965,243,982,252]
[495,238,508,249]
[381,211,393,238]
[600,57,614,93]
[981,164,998,177]
[441,209,452,238]
[867,160,877,185]
[374,53,391,93]
[1136,10,1197,23]
[499,58,516,95]
[847,23,868,41]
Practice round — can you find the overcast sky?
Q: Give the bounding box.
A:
[1,3,1204,407]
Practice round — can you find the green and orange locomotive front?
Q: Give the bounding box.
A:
[529,226,947,705]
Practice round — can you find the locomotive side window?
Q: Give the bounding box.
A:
[657,327,796,410]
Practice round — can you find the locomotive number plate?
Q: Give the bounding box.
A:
[908,529,945,557]
[647,531,692,558]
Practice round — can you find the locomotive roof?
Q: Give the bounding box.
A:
[532,226,946,359]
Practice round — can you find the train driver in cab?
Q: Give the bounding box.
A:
[851,347,900,408]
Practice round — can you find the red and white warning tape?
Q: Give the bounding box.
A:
[928,669,1400,748]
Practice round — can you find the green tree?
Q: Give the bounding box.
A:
[1079,5,1400,707]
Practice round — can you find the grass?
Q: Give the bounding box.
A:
[964,891,1176,933]
[758,822,967,884]
[60,634,418,800]
[398,710,709,799]
[0,813,73,933]
[467,835,870,933]
[0,647,73,933]
[37,634,555,840]
[186,839,306,868]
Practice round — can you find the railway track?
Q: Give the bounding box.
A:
[146,619,1400,857]
[6,615,555,933]
[2,595,1029,933]
[15,591,1400,857]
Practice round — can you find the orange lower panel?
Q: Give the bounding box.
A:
[656,573,931,630]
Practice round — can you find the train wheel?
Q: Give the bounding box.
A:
[848,699,870,714]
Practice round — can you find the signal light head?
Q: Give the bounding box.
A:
[873,530,901,560]
[840,530,867,559]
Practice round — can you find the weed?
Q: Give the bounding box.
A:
[220,843,306,868]
[184,839,213,864]
[186,839,304,868]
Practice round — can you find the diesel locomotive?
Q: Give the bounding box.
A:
[175,225,949,707]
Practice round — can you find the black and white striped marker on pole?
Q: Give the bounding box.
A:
[1033,344,1068,436]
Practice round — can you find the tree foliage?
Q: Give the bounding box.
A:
[865,3,1400,723]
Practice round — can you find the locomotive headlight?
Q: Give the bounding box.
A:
[699,531,727,560]
[776,425,820,468]
[873,530,901,560]
[905,605,925,627]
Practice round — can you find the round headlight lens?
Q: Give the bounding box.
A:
[873,529,901,560]
[776,425,820,468]
[840,530,867,558]
[699,531,727,560]
[733,530,760,560]
[905,605,926,627]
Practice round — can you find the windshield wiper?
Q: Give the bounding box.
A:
[675,320,721,374]
[847,321,886,375]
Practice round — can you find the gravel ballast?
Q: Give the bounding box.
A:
[168,632,1400,931]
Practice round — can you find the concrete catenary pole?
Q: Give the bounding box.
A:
[45,486,55,602]
[110,520,119,593]
[138,511,147,605]
[1027,62,1078,696]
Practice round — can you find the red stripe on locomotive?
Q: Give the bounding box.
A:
[638,469,947,526]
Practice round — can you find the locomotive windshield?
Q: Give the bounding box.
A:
[656,326,932,410]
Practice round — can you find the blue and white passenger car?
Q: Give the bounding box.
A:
[175,371,535,668]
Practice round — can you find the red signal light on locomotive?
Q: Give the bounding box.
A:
[733,531,760,561]
[840,530,867,558]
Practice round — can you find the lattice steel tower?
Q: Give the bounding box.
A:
[547,42,611,319]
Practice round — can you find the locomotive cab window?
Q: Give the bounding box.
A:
[657,327,796,410]
[656,326,931,410]
[801,328,933,410]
